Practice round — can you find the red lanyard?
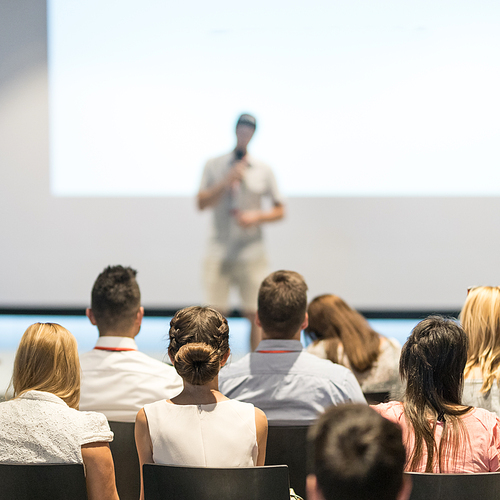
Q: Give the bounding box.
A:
[94,346,136,352]
[256,350,295,353]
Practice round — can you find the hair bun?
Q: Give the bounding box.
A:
[174,343,220,385]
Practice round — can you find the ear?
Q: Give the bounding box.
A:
[220,350,231,367]
[398,474,412,500]
[86,308,97,326]
[255,312,262,328]
[168,351,175,366]
[306,474,325,500]
[300,312,309,331]
[136,306,144,325]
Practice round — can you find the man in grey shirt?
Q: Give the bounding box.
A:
[219,270,366,425]
[197,114,285,350]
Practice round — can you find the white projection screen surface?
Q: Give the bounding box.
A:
[1,0,500,311]
[48,1,500,197]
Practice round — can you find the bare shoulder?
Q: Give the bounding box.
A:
[254,407,268,429]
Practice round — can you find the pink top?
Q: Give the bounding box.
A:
[373,401,500,472]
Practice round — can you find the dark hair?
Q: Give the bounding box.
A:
[400,316,472,472]
[309,404,405,500]
[91,265,141,333]
[236,113,257,130]
[168,306,230,385]
[305,294,380,372]
[257,270,308,338]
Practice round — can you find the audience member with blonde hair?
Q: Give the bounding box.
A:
[135,306,268,500]
[0,323,119,500]
[373,316,500,473]
[460,286,500,413]
[305,294,401,397]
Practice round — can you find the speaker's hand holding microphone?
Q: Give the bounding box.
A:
[228,150,248,214]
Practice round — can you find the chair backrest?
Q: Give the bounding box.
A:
[108,421,140,500]
[407,472,500,500]
[264,424,309,498]
[143,464,290,500]
[0,463,87,500]
[363,391,390,404]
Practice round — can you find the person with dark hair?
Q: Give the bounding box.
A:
[305,294,401,397]
[219,271,365,424]
[307,404,411,500]
[373,316,500,472]
[135,306,268,500]
[197,113,285,350]
[79,265,182,422]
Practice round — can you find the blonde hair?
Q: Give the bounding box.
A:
[460,286,500,393]
[12,323,81,409]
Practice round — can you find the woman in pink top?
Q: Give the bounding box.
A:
[373,316,500,473]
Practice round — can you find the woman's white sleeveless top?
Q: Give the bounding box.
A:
[144,399,258,466]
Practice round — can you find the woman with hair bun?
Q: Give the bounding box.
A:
[135,306,268,499]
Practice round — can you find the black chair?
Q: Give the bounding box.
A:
[264,425,309,499]
[363,391,390,404]
[108,421,140,500]
[0,463,87,500]
[407,472,500,500]
[143,464,290,500]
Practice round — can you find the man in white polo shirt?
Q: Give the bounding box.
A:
[79,265,182,422]
[197,114,285,350]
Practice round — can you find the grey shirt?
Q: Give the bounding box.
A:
[219,339,366,425]
[199,152,283,261]
[462,379,500,416]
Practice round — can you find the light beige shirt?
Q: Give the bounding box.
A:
[199,152,283,261]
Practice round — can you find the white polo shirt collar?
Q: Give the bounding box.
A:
[94,336,138,351]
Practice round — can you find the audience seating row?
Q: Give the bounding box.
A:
[2,462,500,500]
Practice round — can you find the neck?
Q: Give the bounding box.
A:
[262,331,301,342]
[172,376,225,405]
[98,327,138,339]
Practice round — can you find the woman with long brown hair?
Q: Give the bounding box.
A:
[373,316,500,472]
[304,294,401,396]
[460,286,500,413]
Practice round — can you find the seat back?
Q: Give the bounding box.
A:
[108,421,140,500]
[264,425,309,498]
[363,391,390,404]
[143,464,290,500]
[0,463,87,500]
[407,472,500,500]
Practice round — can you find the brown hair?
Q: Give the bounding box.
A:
[257,270,308,338]
[400,316,472,472]
[305,294,380,372]
[309,404,405,500]
[168,306,230,385]
[91,265,141,333]
[13,323,80,409]
[460,286,500,393]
